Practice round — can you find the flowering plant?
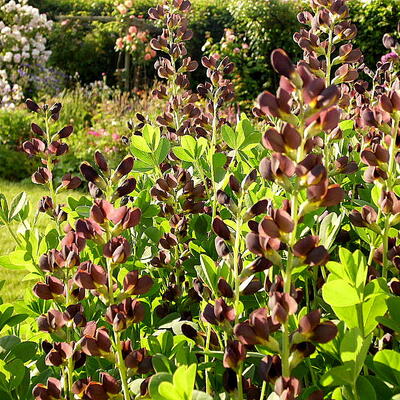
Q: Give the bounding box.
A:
[114,1,157,89]
[0,0,53,108]
[1,1,400,400]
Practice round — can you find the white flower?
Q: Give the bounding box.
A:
[13,53,21,63]
[3,52,13,62]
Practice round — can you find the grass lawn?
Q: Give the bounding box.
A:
[0,180,75,303]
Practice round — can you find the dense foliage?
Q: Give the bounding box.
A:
[0,0,53,107]
[1,0,400,400]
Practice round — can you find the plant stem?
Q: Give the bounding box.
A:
[115,330,131,400]
[209,99,219,222]
[281,184,299,377]
[325,25,334,87]
[259,381,267,400]
[104,222,130,400]
[382,113,399,279]
[233,192,245,325]
[204,324,212,395]
[64,270,74,400]
[2,219,22,247]
[236,363,244,400]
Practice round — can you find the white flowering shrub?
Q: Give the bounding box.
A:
[0,0,52,108]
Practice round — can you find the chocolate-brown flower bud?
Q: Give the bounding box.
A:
[271,49,296,81]
[259,355,282,382]
[26,98,40,113]
[268,292,298,324]
[114,178,137,199]
[213,217,231,240]
[81,321,112,357]
[293,235,329,266]
[94,150,108,172]
[217,278,234,298]
[223,340,246,370]
[123,270,153,295]
[103,236,131,263]
[298,309,338,343]
[274,377,301,400]
[32,167,52,185]
[23,138,45,156]
[33,378,62,400]
[38,310,66,333]
[61,173,81,190]
[33,276,65,300]
[74,261,107,290]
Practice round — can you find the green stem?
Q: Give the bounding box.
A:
[281,185,299,377]
[382,217,390,280]
[115,330,131,400]
[2,219,22,247]
[104,222,130,400]
[233,192,245,325]
[325,25,334,86]
[64,270,74,400]
[382,113,399,279]
[204,324,212,395]
[236,363,243,400]
[209,99,219,222]
[259,381,267,400]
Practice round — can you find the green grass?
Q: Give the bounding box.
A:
[0,180,73,303]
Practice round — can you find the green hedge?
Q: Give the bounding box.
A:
[29,0,231,86]
[27,0,400,94]
[349,0,400,68]
[0,110,38,181]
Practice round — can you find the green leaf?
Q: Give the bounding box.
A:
[152,354,172,374]
[373,350,400,386]
[338,248,366,290]
[0,194,9,223]
[321,365,354,386]
[319,212,343,251]
[171,364,196,400]
[356,376,376,400]
[221,125,237,149]
[196,137,208,158]
[0,250,36,271]
[322,278,361,307]
[4,359,25,389]
[181,136,197,157]
[8,192,27,221]
[196,255,217,295]
[10,341,37,363]
[173,147,194,162]
[340,328,371,379]
[131,135,152,153]
[159,381,182,400]
[192,391,213,400]
[143,125,160,151]
[160,331,174,355]
[0,336,21,359]
[155,138,170,165]
[362,278,388,335]
[365,376,393,399]
[339,120,354,130]
[149,373,173,400]
[212,153,227,183]
[371,185,381,207]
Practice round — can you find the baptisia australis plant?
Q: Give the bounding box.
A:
[1,1,398,400]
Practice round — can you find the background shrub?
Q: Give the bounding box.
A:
[349,0,400,68]
[24,0,400,93]
[0,109,37,180]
